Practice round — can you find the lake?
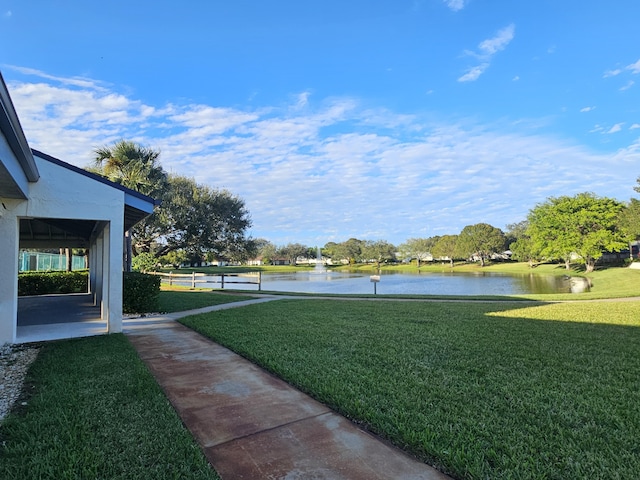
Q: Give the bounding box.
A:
[174,270,590,295]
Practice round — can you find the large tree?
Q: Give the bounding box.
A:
[506,221,537,267]
[92,140,167,271]
[362,240,396,270]
[324,238,365,264]
[254,239,277,264]
[618,198,640,243]
[151,175,252,264]
[527,192,627,272]
[455,223,506,267]
[431,235,458,267]
[398,237,439,266]
[278,243,308,266]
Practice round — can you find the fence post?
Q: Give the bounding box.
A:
[258,271,261,291]
[192,271,196,289]
[169,271,173,287]
[221,274,225,289]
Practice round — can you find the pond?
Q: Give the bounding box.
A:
[171,270,590,295]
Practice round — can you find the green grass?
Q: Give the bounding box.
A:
[0,335,219,480]
[180,298,640,479]
[158,290,256,313]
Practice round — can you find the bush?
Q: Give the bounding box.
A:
[123,272,160,313]
[18,271,88,296]
[132,252,159,273]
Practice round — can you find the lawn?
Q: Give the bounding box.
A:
[0,335,220,480]
[180,298,640,479]
[158,289,256,313]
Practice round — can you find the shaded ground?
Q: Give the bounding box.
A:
[18,293,100,326]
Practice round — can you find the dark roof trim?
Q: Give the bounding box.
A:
[0,72,39,182]
[32,149,161,206]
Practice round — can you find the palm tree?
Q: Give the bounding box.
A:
[93,140,167,271]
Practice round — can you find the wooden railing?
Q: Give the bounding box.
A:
[148,271,262,290]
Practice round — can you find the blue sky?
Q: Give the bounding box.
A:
[2,1,640,246]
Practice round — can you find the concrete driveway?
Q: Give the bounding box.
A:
[17,293,105,343]
[18,293,100,326]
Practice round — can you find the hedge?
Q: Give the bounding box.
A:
[18,271,89,296]
[123,272,160,313]
[18,270,160,314]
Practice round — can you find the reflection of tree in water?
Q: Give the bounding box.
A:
[516,274,590,294]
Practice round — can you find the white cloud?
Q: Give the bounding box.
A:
[604,59,640,79]
[630,124,640,130]
[580,106,595,113]
[458,24,515,82]
[443,0,465,11]
[478,24,515,56]
[6,70,638,245]
[4,65,107,90]
[458,64,488,82]
[606,123,624,134]
[3,10,11,18]
[603,68,622,78]
[512,75,520,81]
[626,59,640,74]
[620,80,635,91]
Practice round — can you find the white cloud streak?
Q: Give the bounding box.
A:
[458,24,515,82]
[626,59,640,74]
[6,70,637,245]
[606,123,624,134]
[603,68,622,78]
[604,59,640,79]
[620,80,635,91]
[443,0,465,11]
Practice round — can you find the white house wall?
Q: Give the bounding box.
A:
[0,153,125,343]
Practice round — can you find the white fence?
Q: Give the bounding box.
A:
[148,271,262,290]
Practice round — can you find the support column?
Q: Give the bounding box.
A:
[105,220,123,334]
[93,232,104,308]
[89,239,97,304]
[0,216,20,344]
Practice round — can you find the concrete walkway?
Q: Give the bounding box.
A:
[125,298,451,480]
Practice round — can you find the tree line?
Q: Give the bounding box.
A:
[257,183,640,273]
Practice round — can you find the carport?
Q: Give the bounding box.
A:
[0,72,156,344]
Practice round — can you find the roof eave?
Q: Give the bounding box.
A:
[0,72,39,183]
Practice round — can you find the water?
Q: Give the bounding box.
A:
[173,270,588,295]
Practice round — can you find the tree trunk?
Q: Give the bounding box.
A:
[585,258,595,273]
[65,248,72,272]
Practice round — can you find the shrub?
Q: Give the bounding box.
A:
[132,252,159,273]
[18,271,88,296]
[123,272,160,313]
